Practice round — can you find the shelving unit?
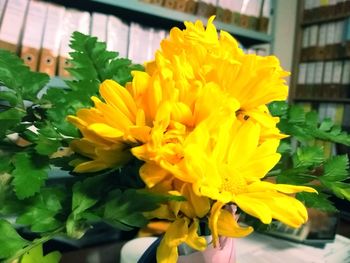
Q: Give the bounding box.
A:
[49,0,276,47]
[0,0,278,89]
[91,0,274,45]
[290,0,350,103]
[290,0,350,159]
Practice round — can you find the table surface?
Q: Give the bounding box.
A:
[60,218,350,263]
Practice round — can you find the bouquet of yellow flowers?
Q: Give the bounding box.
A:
[0,17,349,263]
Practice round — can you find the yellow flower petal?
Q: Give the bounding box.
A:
[185,219,207,251]
[100,79,137,121]
[157,242,178,263]
[164,218,188,246]
[73,160,108,173]
[217,210,253,238]
[139,162,170,188]
[187,185,210,218]
[227,120,260,165]
[234,195,272,224]
[69,139,96,159]
[157,218,188,263]
[246,192,309,228]
[208,201,224,247]
[209,202,253,248]
[247,181,317,194]
[87,123,124,140]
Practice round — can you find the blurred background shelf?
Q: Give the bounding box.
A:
[91,0,274,45]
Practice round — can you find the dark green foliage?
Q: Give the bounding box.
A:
[0,219,30,259]
[268,101,350,211]
[0,33,145,261]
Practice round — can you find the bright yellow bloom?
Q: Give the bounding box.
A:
[67,79,151,172]
[149,16,289,112]
[66,17,316,263]
[156,218,207,263]
[176,116,316,246]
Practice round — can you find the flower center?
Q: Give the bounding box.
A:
[221,173,246,194]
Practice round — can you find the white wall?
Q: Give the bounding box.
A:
[273,0,298,84]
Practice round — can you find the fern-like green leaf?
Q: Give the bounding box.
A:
[0,49,49,102]
[322,155,349,182]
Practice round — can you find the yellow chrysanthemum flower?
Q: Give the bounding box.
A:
[149,16,289,112]
[68,16,287,173]
[175,116,316,246]
[66,17,317,263]
[67,78,149,172]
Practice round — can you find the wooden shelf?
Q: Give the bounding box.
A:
[302,12,350,26]
[301,2,350,27]
[293,97,350,103]
[91,0,273,45]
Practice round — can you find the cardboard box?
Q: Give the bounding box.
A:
[163,0,176,9]
[247,16,258,30]
[184,0,197,14]
[174,0,186,11]
[258,17,269,32]
[196,2,216,18]
[0,0,28,53]
[240,14,249,28]
[216,6,225,22]
[0,0,7,21]
[151,0,163,5]
[91,12,108,42]
[107,15,129,59]
[58,9,90,77]
[20,0,47,71]
[38,3,65,76]
[231,12,241,26]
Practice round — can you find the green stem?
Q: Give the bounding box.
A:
[5,227,64,263]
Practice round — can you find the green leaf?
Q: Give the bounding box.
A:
[277,141,291,154]
[292,146,324,167]
[321,181,350,201]
[12,152,49,199]
[0,49,49,101]
[20,71,50,101]
[322,155,349,182]
[319,118,333,131]
[20,244,61,263]
[66,174,109,238]
[0,154,13,173]
[0,108,26,137]
[34,135,61,156]
[41,32,142,138]
[288,105,305,123]
[305,111,318,127]
[16,188,65,232]
[0,219,29,259]
[67,31,142,84]
[296,192,337,212]
[276,172,314,185]
[0,90,18,106]
[103,189,185,229]
[37,124,60,139]
[309,128,350,146]
[278,119,313,144]
[66,214,90,239]
[71,177,100,217]
[267,101,288,117]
